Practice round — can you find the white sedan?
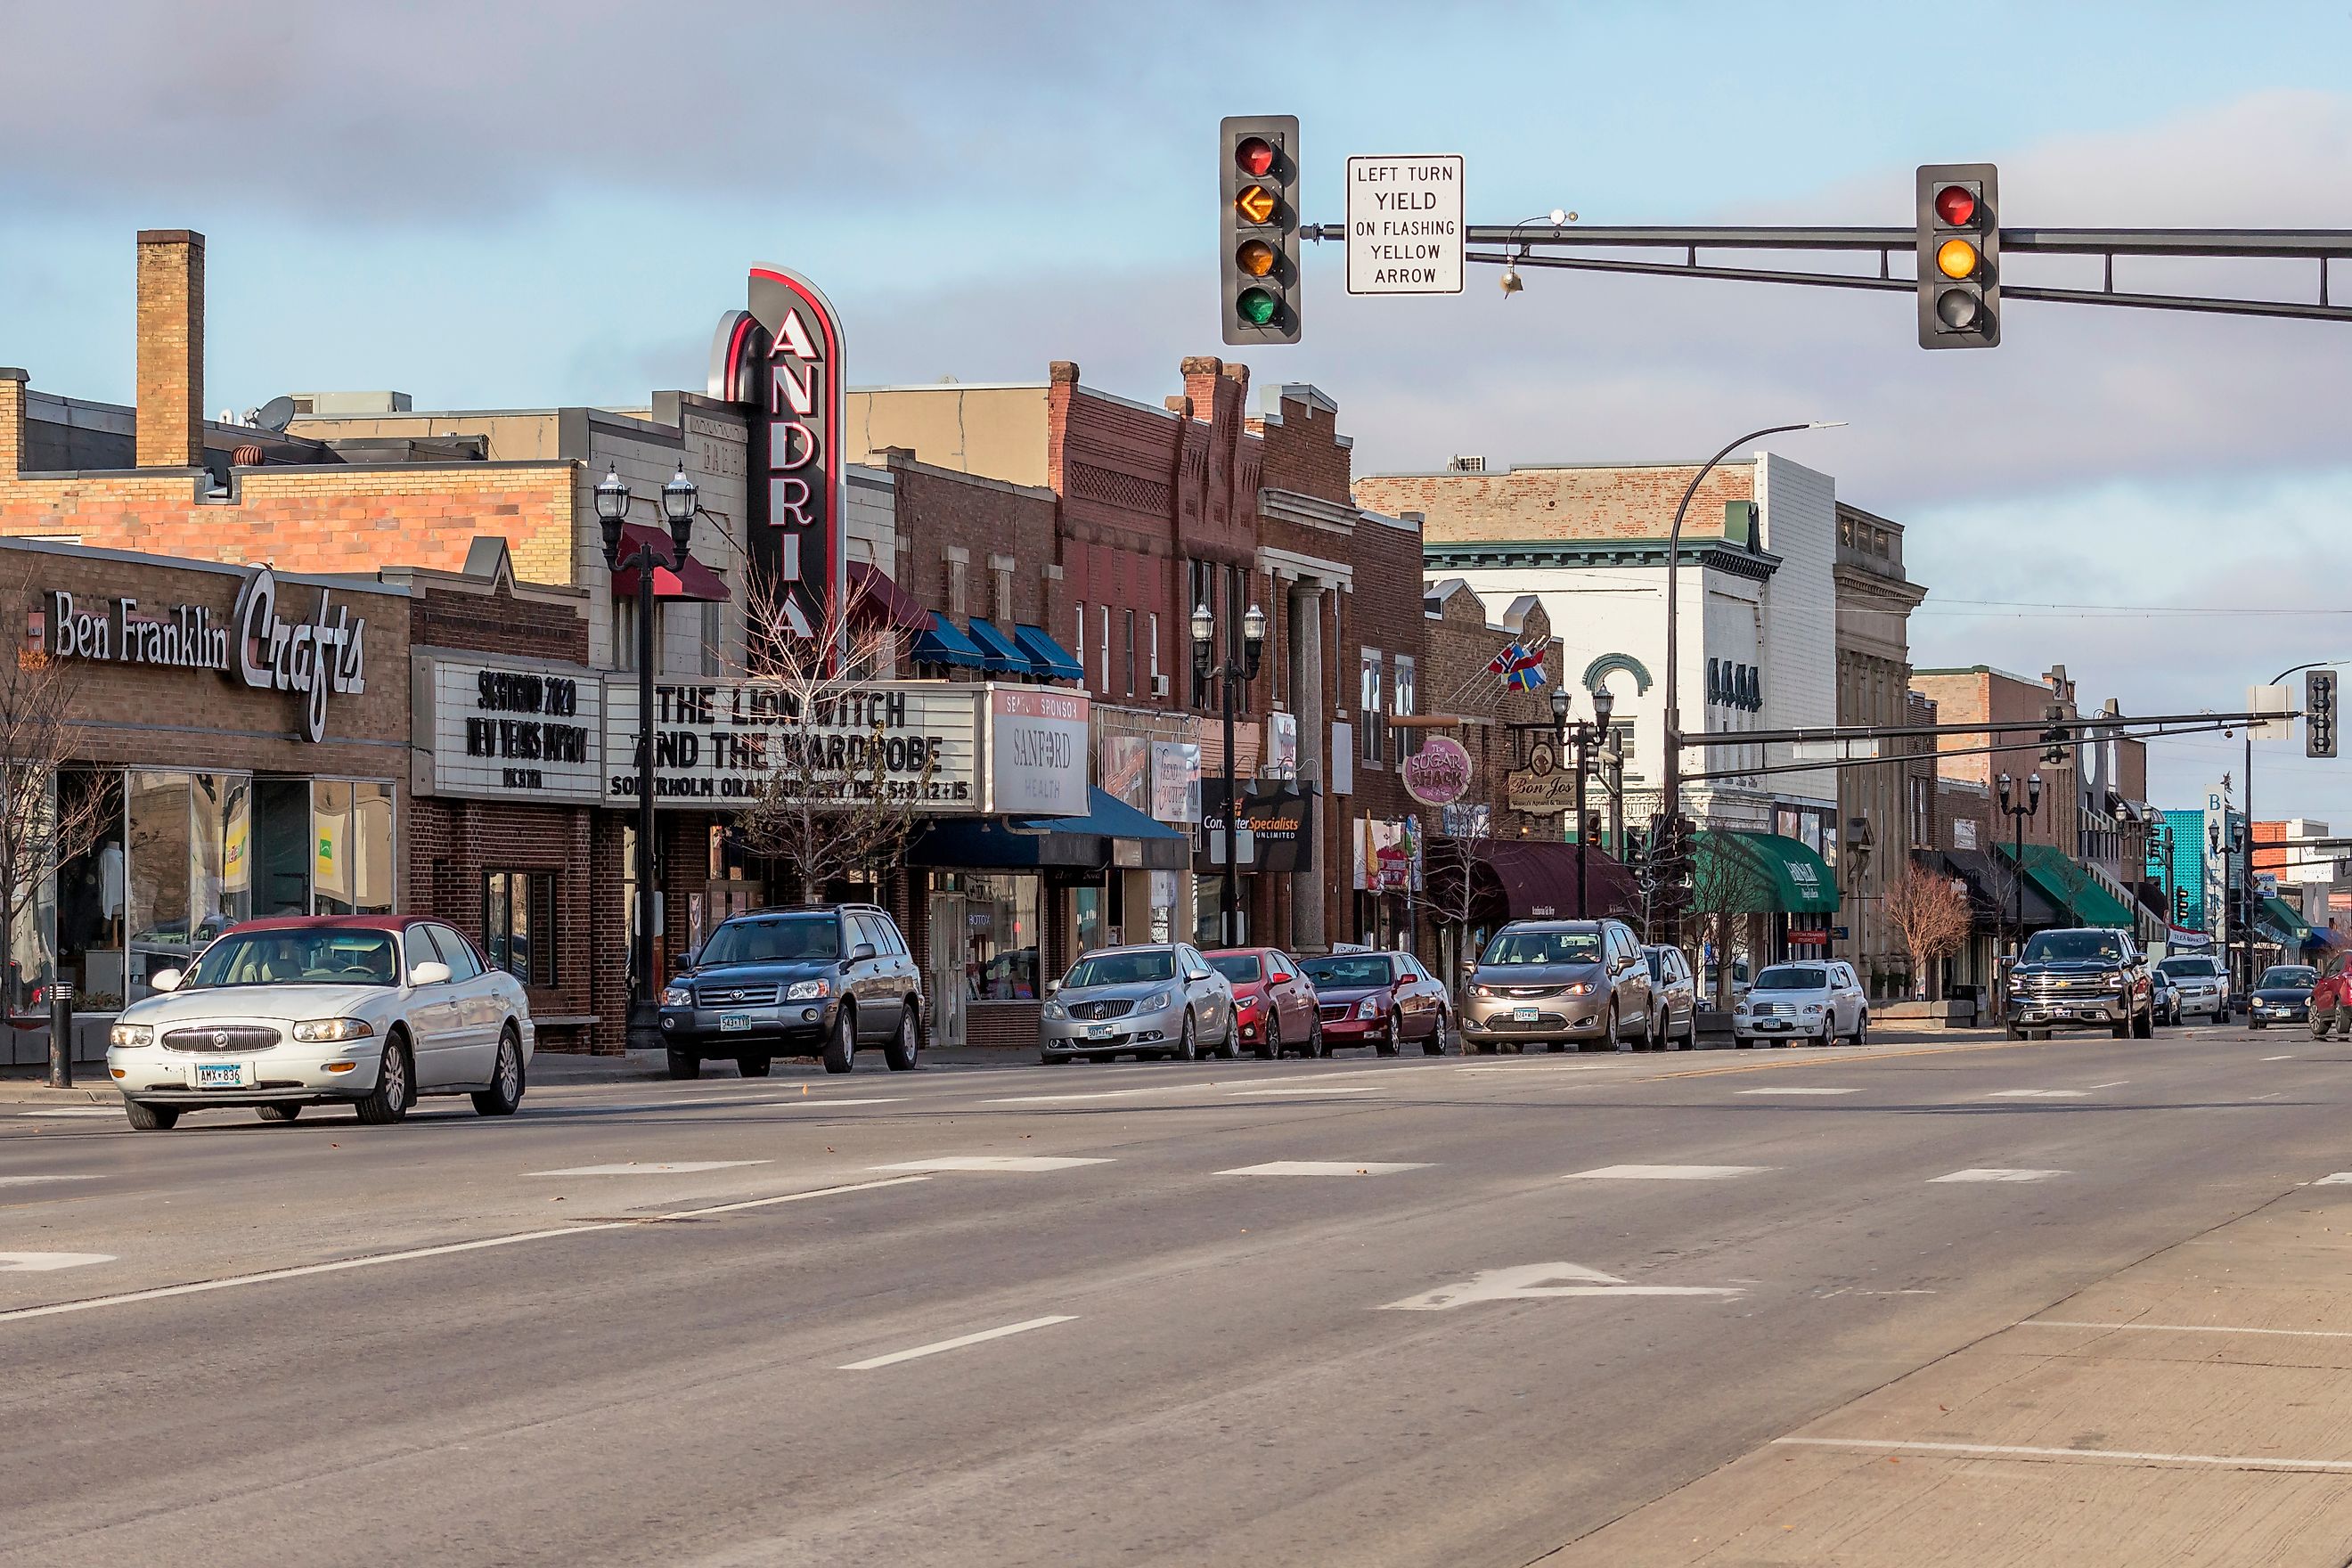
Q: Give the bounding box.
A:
[106,916,534,1131]
[1733,960,1869,1047]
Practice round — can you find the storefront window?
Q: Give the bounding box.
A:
[485,870,555,986]
[962,872,1038,999]
[52,771,123,1012]
[312,780,396,917]
[127,772,192,998]
[1193,876,1245,948]
[193,773,252,945]
[254,779,312,916]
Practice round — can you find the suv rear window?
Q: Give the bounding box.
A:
[700,915,841,965]
[2158,957,2219,977]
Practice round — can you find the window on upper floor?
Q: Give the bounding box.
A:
[1360,649,1384,764]
[1393,654,1418,760]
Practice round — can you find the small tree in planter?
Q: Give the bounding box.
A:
[1886,861,1972,1004]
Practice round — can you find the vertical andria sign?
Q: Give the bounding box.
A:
[713,268,846,649]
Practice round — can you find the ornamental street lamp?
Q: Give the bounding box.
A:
[1193,598,1266,947]
[600,463,698,1053]
[1997,771,2043,948]
[1551,683,1615,919]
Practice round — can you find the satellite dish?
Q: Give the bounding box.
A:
[255,396,297,433]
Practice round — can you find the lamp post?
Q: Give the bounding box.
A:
[600,462,698,1053]
[2209,812,2243,1013]
[1997,771,2043,946]
[1192,597,1266,948]
[1657,421,1843,946]
[1841,814,1875,965]
[1551,683,1615,918]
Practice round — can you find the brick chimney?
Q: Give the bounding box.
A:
[0,368,25,479]
[135,229,205,470]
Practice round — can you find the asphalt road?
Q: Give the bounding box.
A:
[2,1020,2345,1566]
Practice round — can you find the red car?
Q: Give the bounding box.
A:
[1205,947,1324,1058]
[1299,950,1451,1056]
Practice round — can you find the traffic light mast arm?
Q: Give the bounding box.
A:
[1678,711,2290,786]
[1676,707,2292,747]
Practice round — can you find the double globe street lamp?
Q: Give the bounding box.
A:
[598,462,698,1052]
[1192,598,1266,948]
[1548,682,1614,918]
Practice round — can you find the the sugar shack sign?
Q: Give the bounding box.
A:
[422,657,603,804]
[42,566,367,743]
[605,680,982,812]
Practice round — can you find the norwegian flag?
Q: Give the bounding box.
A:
[1487,637,1550,690]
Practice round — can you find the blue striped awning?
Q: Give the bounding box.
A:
[964,617,1033,675]
[1012,624,1082,682]
[911,615,986,670]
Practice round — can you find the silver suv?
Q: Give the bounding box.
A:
[1460,919,1658,1053]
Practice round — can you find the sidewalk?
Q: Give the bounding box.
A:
[1554,1183,2352,1564]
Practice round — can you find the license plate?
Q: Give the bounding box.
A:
[1087,1024,1116,1040]
[1513,1007,1539,1023]
[719,1012,753,1033]
[1758,1020,1787,1031]
[192,1061,248,1089]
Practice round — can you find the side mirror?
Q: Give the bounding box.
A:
[851,943,878,963]
[412,960,453,986]
[151,968,183,993]
[1045,978,1062,997]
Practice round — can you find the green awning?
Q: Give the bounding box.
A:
[1998,843,2135,929]
[1692,830,1839,915]
[2259,894,2317,946]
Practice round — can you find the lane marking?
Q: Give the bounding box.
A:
[869,1156,1112,1172]
[2250,1091,2284,1101]
[530,1161,772,1177]
[2262,1055,2298,1062]
[838,1313,1077,1371]
[1735,1087,1860,1096]
[1774,1435,2352,1474]
[985,1086,1185,1105]
[0,1174,102,1188]
[1216,1161,1432,1176]
[0,1252,115,1272]
[2027,1319,2352,1340]
[1455,1064,1612,1074]
[2312,1172,2352,1186]
[2087,1080,2131,1089]
[0,1175,928,1325]
[1384,1261,1744,1311]
[1229,1083,1385,1098]
[1564,1164,1769,1181]
[1930,1168,2070,1184]
[1987,1089,2087,1098]
[17,1108,122,1119]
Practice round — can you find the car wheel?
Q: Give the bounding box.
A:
[1173,1011,1198,1062]
[1630,1007,1656,1052]
[736,1055,772,1078]
[1424,1009,1448,1056]
[822,1008,856,1074]
[666,1049,701,1081]
[2133,1000,2154,1040]
[1579,1006,1616,1051]
[474,1027,527,1115]
[2251,1017,2266,1030]
[123,1099,178,1131]
[1375,1015,1401,1057]
[1041,1051,1067,1066]
[1306,1017,1326,1058]
[1214,1011,1239,1060]
[1816,1018,1834,1049]
[1474,1040,1498,1055]
[1852,1010,1868,1047]
[1257,1015,1280,1062]
[256,1104,301,1124]
[885,1003,920,1071]
[2005,1021,2023,1041]
[354,1036,411,1125]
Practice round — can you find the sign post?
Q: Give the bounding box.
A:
[1345,156,1465,296]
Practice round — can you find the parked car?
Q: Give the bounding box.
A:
[2005,927,2155,1040]
[1642,943,1698,1050]
[104,915,534,1131]
[1300,950,1451,1056]
[1459,919,1657,1053]
[1040,943,1234,1063]
[1733,960,1868,1047]
[2149,966,2184,1027]
[2154,953,2228,1024]
[2248,963,2318,1030]
[2311,957,2351,1038]
[1205,947,1322,1058]
[659,902,923,1078]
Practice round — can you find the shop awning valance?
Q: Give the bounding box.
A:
[964,617,1033,675]
[1941,849,2062,931]
[1692,830,1839,915]
[608,522,731,602]
[906,787,1188,871]
[911,616,987,670]
[846,561,931,630]
[1012,623,1083,683]
[1998,842,2134,929]
[2258,894,2323,948]
[1483,838,1637,920]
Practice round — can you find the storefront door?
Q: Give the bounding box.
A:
[927,890,968,1048]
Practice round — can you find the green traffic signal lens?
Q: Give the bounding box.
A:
[1236,287,1278,326]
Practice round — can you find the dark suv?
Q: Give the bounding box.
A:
[658,903,924,1079]
[2005,927,2154,1040]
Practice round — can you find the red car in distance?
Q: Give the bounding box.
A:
[1205,948,1323,1058]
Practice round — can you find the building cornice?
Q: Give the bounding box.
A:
[1423,536,1780,582]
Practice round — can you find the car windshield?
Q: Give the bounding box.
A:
[1302,955,1395,988]
[2021,932,2125,964]
[1753,966,1828,991]
[2259,967,2317,989]
[1066,951,1175,988]
[181,929,401,988]
[698,916,840,965]
[2158,958,2220,978]
[1480,929,1600,966]
[1207,953,1262,984]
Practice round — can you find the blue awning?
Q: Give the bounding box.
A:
[1012,623,1083,683]
[907,788,1189,871]
[1012,788,1184,842]
[911,614,986,670]
[964,617,1033,675]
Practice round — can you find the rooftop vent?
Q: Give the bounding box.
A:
[1447,454,1485,472]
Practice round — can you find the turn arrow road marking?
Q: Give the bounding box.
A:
[1381,1261,1744,1311]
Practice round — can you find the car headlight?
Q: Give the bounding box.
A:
[1356,995,1383,1019]
[1472,984,1496,999]
[783,978,829,1001]
[1139,990,1174,1012]
[1041,1000,1066,1020]
[1801,1005,1824,1017]
[1562,981,1594,997]
[1234,993,1261,1014]
[293,1017,375,1043]
[2103,971,2124,986]
[661,984,692,1006]
[109,1023,151,1049]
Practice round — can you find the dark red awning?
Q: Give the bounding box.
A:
[610,522,730,603]
[846,560,931,630]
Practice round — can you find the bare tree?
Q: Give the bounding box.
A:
[1687,829,1776,1010]
[730,584,938,903]
[1424,804,1498,990]
[1886,860,1972,1001]
[0,574,112,1025]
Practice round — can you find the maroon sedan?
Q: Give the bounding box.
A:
[1206,947,1323,1058]
[1300,951,1451,1057]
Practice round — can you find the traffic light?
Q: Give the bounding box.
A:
[2175,886,2193,926]
[1221,115,1303,347]
[1583,811,1604,847]
[1916,163,1999,349]
[2040,726,2070,766]
[2307,669,2339,758]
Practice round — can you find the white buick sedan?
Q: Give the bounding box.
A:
[106,916,534,1131]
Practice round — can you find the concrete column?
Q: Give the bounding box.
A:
[1290,576,1326,951]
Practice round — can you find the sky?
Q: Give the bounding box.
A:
[6,0,2352,820]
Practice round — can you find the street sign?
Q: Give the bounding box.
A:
[2251,683,2294,740]
[2308,669,2339,757]
[1345,155,1464,296]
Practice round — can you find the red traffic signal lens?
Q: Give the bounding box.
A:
[1234,136,1276,177]
[1934,184,1977,226]
[1236,240,1277,278]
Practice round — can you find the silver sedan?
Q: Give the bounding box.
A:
[1040,943,1234,1063]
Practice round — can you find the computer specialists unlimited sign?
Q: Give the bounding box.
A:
[604,680,983,812]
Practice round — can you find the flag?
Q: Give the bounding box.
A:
[1488,637,1549,690]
